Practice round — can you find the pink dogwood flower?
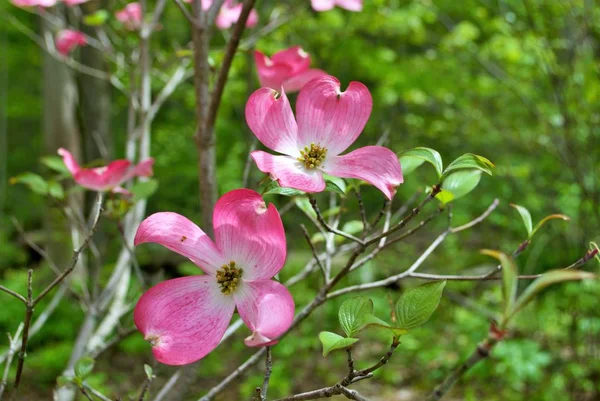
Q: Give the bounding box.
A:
[254,46,328,93]
[58,148,154,192]
[55,30,87,56]
[63,0,90,6]
[182,0,258,30]
[246,76,403,199]
[311,0,362,12]
[115,2,142,30]
[133,189,294,365]
[11,0,57,7]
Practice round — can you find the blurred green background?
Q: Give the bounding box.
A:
[1,0,599,400]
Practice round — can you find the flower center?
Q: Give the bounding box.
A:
[216,261,243,295]
[297,143,327,169]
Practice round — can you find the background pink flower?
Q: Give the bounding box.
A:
[115,2,143,30]
[133,189,294,365]
[63,0,89,6]
[58,148,154,192]
[182,0,258,29]
[11,0,57,7]
[311,0,362,12]
[254,46,328,93]
[246,76,403,199]
[55,30,87,56]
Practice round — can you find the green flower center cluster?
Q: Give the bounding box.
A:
[216,261,243,295]
[297,143,327,169]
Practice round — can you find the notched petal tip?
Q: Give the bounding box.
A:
[244,331,278,347]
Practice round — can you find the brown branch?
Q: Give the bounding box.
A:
[300,224,327,279]
[308,195,364,245]
[11,270,33,393]
[260,346,272,401]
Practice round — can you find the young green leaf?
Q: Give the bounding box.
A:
[263,180,304,197]
[395,281,446,330]
[57,376,73,387]
[323,174,347,194]
[318,332,359,357]
[294,196,317,219]
[481,249,518,319]
[397,147,443,177]
[74,357,95,379]
[338,296,374,337]
[510,203,533,237]
[511,270,595,318]
[47,180,65,200]
[437,169,482,204]
[442,153,494,178]
[41,155,70,175]
[361,314,408,336]
[530,214,570,238]
[144,364,154,380]
[10,172,49,195]
[83,10,110,26]
[131,179,159,201]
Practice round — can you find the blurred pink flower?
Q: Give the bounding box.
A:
[311,0,362,12]
[254,46,328,93]
[183,0,258,29]
[11,0,57,7]
[55,30,87,56]
[58,148,154,192]
[115,2,143,30]
[134,189,294,365]
[246,76,403,199]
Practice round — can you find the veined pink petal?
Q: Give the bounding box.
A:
[134,276,235,365]
[135,212,224,274]
[245,88,299,156]
[311,0,335,11]
[282,69,328,93]
[254,51,294,90]
[322,146,403,200]
[251,151,326,193]
[57,148,81,175]
[271,46,311,75]
[213,189,286,280]
[296,76,372,156]
[55,29,87,56]
[234,280,294,346]
[96,160,132,188]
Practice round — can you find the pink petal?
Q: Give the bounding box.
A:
[55,29,87,56]
[282,68,328,93]
[116,2,142,30]
[322,146,403,200]
[96,160,132,188]
[296,76,372,156]
[215,1,258,29]
[135,212,224,274]
[245,88,299,156]
[251,151,326,193]
[271,46,311,75]
[57,148,81,176]
[254,51,294,90]
[246,9,259,27]
[234,280,294,346]
[63,0,89,5]
[336,0,362,11]
[123,158,154,181]
[134,276,235,365]
[311,0,335,11]
[213,189,286,280]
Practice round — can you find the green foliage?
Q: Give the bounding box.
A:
[318,332,359,356]
[395,281,446,330]
[74,357,95,379]
[398,147,443,177]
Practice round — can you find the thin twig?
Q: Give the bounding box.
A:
[300,225,327,280]
[0,324,23,400]
[308,195,364,245]
[338,386,370,401]
[260,347,272,401]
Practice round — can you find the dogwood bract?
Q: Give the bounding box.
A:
[311,0,362,12]
[254,46,327,93]
[183,0,258,29]
[58,148,154,192]
[246,76,403,199]
[133,189,295,365]
[115,2,142,31]
[55,30,87,56]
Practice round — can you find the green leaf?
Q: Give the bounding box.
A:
[395,281,446,330]
[442,153,494,178]
[481,249,517,319]
[530,214,570,238]
[131,179,159,201]
[57,376,72,387]
[338,296,374,337]
[47,180,65,200]
[361,314,408,336]
[262,180,304,197]
[144,364,154,380]
[294,196,316,219]
[397,147,443,177]
[324,174,347,194]
[83,10,110,26]
[41,155,70,175]
[318,332,359,356]
[511,270,595,318]
[10,172,49,195]
[74,357,95,379]
[510,204,533,236]
[438,169,482,204]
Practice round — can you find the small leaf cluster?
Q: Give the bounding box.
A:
[319,281,446,356]
[398,147,494,204]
